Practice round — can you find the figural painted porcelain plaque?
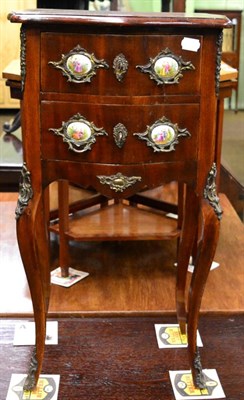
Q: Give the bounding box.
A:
[134,116,191,152]
[49,113,108,153]
[48,45,109,83]
[137,48,195,85]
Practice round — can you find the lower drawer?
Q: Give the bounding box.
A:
[42,159,197,198]
[41,100,199,164]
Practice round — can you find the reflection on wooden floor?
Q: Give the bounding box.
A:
[0,192,243,316]
[0,315,243,399]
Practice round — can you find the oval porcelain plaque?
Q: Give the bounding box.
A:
[66,121,92,143]
[154,56,179,80]
[66,54,92,78]
[150,124,176,146]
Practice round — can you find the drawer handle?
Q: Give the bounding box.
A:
[136,48,195,85]
[134,116,191,152]
[113,53,129,82]
[97,172,141,193]
[49,113,108,153]
[48,45,109,83]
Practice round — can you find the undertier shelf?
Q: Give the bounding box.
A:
[49,202,180,241]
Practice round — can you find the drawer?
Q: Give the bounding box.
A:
[41,33,202,96]
[41,101,199,164]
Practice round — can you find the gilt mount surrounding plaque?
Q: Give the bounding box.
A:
[15,162,33,220]
[49,113,108,153]
[97,172,141,192]
[134,116,191,152]
[48,45,109,83]
[136,48,195,85]
[113,53,129,82]
[113,123,128,148]
[204,162,223,220]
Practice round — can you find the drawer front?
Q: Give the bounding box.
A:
[41,101,199,164]
[41,33,202,96]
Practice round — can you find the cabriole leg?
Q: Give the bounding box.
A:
[187,200,220,388]
[176,186,199,334]
[15,163,50,390]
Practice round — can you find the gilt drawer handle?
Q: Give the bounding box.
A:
[134,116,191,152]
[49,113,108,153]
[48,45,109,83]
[97,172,141,192]
[136,48,195,85]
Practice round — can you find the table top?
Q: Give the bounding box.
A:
[8,10,232,29]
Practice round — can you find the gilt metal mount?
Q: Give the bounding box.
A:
[97,172,141,192]
[48,45,109,83]
[23,349,38,391]
[15,163,33,220]
[49,113,108,153]
[204,163,223,220]
[134,116,191,152]
[113,53,129,82]
[136,48,195,85]
[113,123,128,148]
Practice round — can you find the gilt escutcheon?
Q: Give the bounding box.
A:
[113,53,129,82]
[113,123,128,148]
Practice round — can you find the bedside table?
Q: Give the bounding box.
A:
[8,9,231,391]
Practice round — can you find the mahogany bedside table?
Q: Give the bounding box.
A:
[8,9,231,391]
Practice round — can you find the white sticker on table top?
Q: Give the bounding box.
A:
[181,37,201,52]
[169,369,225,399]
[6,374,60,400]
[51,267,89,287]
[155,324,203,348]
[14,321,58,345]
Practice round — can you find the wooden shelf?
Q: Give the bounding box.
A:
[49,202,180,241]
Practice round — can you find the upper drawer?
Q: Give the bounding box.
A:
[41,33,202,96]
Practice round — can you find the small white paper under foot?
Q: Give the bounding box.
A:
[51,267,89,287]
[14,321,58,345]
[6,374,60,400]
[155,324,203,348]
[174,260,219,273]
[169,369,225,399]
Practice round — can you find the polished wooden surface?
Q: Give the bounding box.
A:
[6,10,232,390]
[0,315,243,399]
[1,192,243,316]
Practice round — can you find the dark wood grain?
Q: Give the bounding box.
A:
[0,315,243,399]
[8,10,232,29]
[6,10,233,390]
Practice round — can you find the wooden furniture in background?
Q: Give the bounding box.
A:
[8,9,230,391]
[0,0,36,109]
[195,9,242,112]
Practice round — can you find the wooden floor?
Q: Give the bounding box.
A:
[0,192,243,316]
[0,315,243,399]
[0,191,244,399]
